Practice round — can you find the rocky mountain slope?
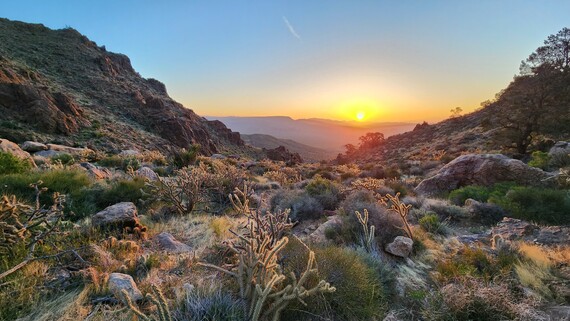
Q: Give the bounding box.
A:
[0,18,244,155]
[241,133,336,162]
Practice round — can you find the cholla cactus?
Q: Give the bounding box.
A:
[199,209,335,321]
[229,181,254,215]
[355,209,375,252]
[382,192,413,239]
[122,284,172,321]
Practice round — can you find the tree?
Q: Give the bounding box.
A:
[449,107,463,118]
[344,143,357,155]
[358,132,385,149]
[520,27,570,75]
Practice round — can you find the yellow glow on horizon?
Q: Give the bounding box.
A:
[356,111,365,121]
[336,97,381,122]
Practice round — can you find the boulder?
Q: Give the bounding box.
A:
[119,149,140,157]
[135,166,159,181]
[156,232,192,253]
[46,143,93,156]
[549,141,570,157]
[108,273,143,302]
[464,199,505,224]
[34,149,66,158]
[415,154,554,196]
[0,138,36,167]
[92,202,139,228]
[265,146,303,166]
[80,162,111,180]
[20,141,47,152]
[308,215,342,244]
[490,217,570,245]
[385,236,413,258]
[210,153,227,160]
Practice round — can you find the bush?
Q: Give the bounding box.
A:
[51,153,75,165]
[270,190,323,221]
[98,177,148,208]
[0,152,32,175]
[98,155,140,170]
[448,182,515,206]
[491,186,570,225]
[305,175,341,210]
[171,144,200,168]
[528,151,550,169]
[174,283,245,321]
[282,240,387,321]
[419,213,447,235]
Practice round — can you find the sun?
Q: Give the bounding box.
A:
[356,111,365,121]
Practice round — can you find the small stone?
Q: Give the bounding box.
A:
[385,236,414,258]
[80,162,111,180]
[210,153,227,160]
[108,273,143,302]
[135,166,159,181]
[156,232,192,253]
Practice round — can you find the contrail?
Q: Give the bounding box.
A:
[282,16,301,40]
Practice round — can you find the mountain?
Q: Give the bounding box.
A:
[241,134,337,162]
[206,116,415,151]
[0,18,244,155]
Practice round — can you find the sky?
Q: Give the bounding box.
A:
[1,1,569,122]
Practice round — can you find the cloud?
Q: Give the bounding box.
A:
[282,16,301,40]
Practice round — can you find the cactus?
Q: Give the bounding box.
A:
[354,209,376,252]
[199,209,335,321]
[122,284,172,321]
[382,192,414,239]
[229,181,254,215]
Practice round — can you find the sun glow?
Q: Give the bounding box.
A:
[356,111,365,121]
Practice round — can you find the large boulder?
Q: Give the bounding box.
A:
[108,273,143,302]
[549,141,570,157]
[0,138,36,167]
[491,217,570,245]
[308,215,342,244]
[385,236,413,258]
[20,141,47,153]
[415,154,553,196]
[135,166,158,181]
[92,202,139,228]
[156,232,192,253]
[265,146,303,166]
[46,143,93,156]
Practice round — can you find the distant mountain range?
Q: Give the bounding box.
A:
[206,116,416,152]
[241,133,337,162]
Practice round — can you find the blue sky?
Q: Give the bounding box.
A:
[2,1,569,122]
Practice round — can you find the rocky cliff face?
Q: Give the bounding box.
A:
[0,18,243,154]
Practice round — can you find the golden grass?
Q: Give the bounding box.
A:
[210,216,232,239]
[518,243,551,269]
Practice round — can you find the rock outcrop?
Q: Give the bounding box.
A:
[415,154,553,196]
[92,202,139,228]
[265,146,303,165]
[0,138,36,167]
[491,217,570,245]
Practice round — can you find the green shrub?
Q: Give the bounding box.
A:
[97,177,148,208]
[282,239,387,321]
[448,182,515,206]
[0,152,32,175]
[172,144,200,168]
[528,151,550,170]
[419,213,447,235]
[270,190,323,221]
[97,155,124,168]
[173,283,245,321]
[51,153,75,165]
[121,157,141,171]
[305,175,341,210]
[491,186,570,225]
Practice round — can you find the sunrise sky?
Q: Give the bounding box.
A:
[2,1,569,122]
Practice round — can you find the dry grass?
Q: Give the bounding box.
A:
[210,216,232,239]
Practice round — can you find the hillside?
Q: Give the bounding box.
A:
[241,133,337,162]
[208,116,415,151]
[0,18,244,155]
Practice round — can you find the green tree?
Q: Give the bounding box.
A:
[358,132,384,149]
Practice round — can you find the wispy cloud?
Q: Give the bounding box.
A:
[282,16,301,40]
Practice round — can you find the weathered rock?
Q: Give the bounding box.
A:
[118,149,140,157]
[385,236,413,258]
[535,226,570,245]
[20,141,47,152]
[46,143,93,156]
[80,162,111,180]
[543,306,570,320]
[0,138,36,167]
[156,232,191,253]
[108,273,143,302]
[491,217,539,242]
[308,215,342,244]
[415,154,554,196]
[549,141,570,157]
[135,166,158,181]
[265,146,303,165]
[92,202,139,228]
[210,153,227,160]
[34,149,66,158]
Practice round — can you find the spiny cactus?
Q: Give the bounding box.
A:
[355,209,375,252]
[229,181,254,215]
[382,192,414,239]
[122,284,172,321]
[200,209,334,321]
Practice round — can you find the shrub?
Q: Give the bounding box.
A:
[448,182,515,206]
[282,240,387,321]
[528,150,550,169]
[0,152,32,175]
[491,186,570,225]
[51,153,75,165]
[174,283,245,321]
[423,199,468,220]
[419,213,447,235]
[97,177,148,208]
[305,175,341,210]
[384,179,408,197]
[171,144,200,168]
[271,190,323,221]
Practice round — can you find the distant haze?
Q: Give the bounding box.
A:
[207,116,416,151]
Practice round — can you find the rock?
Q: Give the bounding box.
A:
[0,138,36,167]
[156,232,191,253]
[456,233,491,245]
[20,141,47,152]
[92,202,139,228]
[80,162,111,180]
[34,149,66,158]
[308,215,342,244]
[549,141,570,157]
[46,143,94,156]
[543,306,570,320]
[210,153,227,160]
[265,146,303,165]
[535,226,570,245]
[108,273,143,302]
[415,154,554,196]
[135,166,159,181]
[491,217,539,242]
[385,236,413,258]
[119,149,140,157]
[464,198,505,224]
